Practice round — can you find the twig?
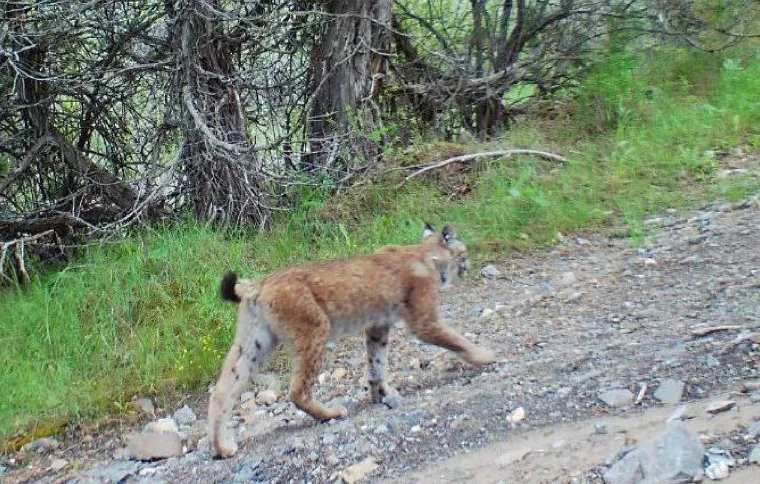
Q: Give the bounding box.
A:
[399,149,567,186]
[0,230,54,284]
[691,325,743,337]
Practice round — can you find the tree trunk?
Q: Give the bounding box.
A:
[306,0,393,174]
[172,0,270,228]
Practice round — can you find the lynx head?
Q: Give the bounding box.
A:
[422,223,469,290]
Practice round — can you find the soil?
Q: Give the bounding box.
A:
[2,182,760,483]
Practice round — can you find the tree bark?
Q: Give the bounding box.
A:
[306,0,393,174]
[172,0,270,228]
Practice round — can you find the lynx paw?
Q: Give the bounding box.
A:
[467,347,496,366]
[212,439,238,459]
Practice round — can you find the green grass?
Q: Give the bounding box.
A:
[2,45,760,444]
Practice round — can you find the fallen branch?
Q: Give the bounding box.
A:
[0,230,54,284]
[691,325,743,337]
[399,149,568,186]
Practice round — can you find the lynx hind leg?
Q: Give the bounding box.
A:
[283,292,347,421]
[364,324,395,403]
[208,302,276,459]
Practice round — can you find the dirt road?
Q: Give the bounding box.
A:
[3,192,760,484]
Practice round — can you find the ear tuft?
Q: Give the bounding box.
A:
[422,222,435,239]
[442,225,455,242]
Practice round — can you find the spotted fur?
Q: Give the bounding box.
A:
[208,224,495,458]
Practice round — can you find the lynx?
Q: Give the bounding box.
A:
[208,224,496,458]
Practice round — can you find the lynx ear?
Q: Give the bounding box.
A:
[441,225,455,243]
[422,222,435,240]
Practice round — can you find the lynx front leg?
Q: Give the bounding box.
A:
[403,281,495,366]
[364,324,395,403]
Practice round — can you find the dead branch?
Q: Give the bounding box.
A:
[691,325,743,337]
[399,149,568,186]
[0,230,54,284]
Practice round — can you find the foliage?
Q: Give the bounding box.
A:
[2,43,760,442]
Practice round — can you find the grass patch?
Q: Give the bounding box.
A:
[2,46,760,444]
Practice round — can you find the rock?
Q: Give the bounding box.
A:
[257,390,278,406]
[507,407,526,423]
[22,437,60,454]
[254,373,282,392]
[374,424,389,435]
[75,461,140,483]
[240,391,255,403]
[494,448,532,467]
[603,422,704,484]
[339,458,379,484]
[747,421,760,438]
[705,400,736,414]
[705,460,730,480]
[172,405,197,427]
[232,453,264,483]
[126,432,183,461]
[144,418,179,434]
[480,264,502,279]
[749,391,760,404]
[50,458,68,472]
[564,291,584,303]
[466,306,484,318]
[410,425,422,433]
[332,367,349,381]
[599,389,634,408]
[381,389,404,409]
[742,380,760,392]
[558,271,577,287]
[595,423,609,435]
[653,379,684,405]
[643,258,657,267]
[132,397,156,416]
[748,445,760,464]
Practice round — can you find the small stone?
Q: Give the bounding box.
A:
[126,432,182,461]
[144,418,179,434]
[748,391,760,403]
[331,367,349,381]
[742,380,760,392]
[254,372,282,392]
[410,425,422,433]
[654,379,685,405]
[748,445,760,464]
[705,460,730,480]
[240,391,255,403]
[374,425,389,435]
[481,264,502,279]
[50,458,68,472]
[594,423,609,435]
[232,453,264,483]
[322,433,338,445]
[339,458,378,484]
[643,258,657,267]
[381,389,404,410]
[257,390,278,406]
[558,271,577,286]
[132,397,155,416]
[705,400,736,414]
[507,407,526,423]
[747,421,760,438]
[599,389,634,408]
[22,437,60,454]
[480,308,495,319]
[172,405,197,427]
[564,291,584,303]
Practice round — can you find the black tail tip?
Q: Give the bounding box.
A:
[220,272,241,303]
